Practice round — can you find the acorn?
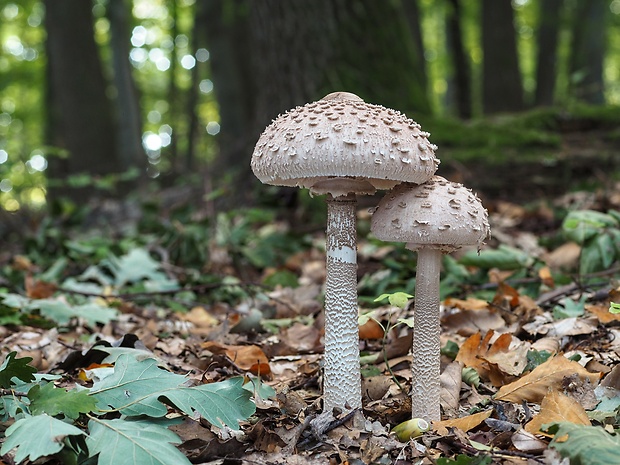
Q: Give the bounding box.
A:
[392,418,430,441]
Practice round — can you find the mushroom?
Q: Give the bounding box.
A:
[251,92,439,412]
[370,176,490,421]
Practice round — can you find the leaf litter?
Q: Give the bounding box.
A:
[1,186,620,464]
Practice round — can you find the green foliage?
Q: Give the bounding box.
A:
[0,349,268,464]
[1,293,118,327]
[28,382,97,420]
[610,302,620,314]
[552,296,587,320]
[89,354,256,429]
[0,414,86,464]
[459,245,534,270]
[0,352,36,388]
[86,418,190,465]
[562,209,620,274]
[374,291,413,309]
[525,349,552,372]
[545,422,620,465]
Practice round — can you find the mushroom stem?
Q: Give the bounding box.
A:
[410,246,442,421]
[324,193,362,412]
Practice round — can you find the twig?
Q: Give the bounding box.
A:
[0,389,28,397]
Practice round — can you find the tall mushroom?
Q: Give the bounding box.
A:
[370,176,490,421]
[251,92,439,412]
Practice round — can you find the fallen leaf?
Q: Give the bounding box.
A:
[511,429,548,453]
[441,309,506,337]
[538,266,555,288]
[25,276,57,299]
[525,389,591,435]
[440,361,462,415]
[444,297,489,311]
[202,342,271,374]
[495,356,600,403]
[455,331,529,385]
[433,409,493,436]
[586,304,620,324]
[359,318,385,340]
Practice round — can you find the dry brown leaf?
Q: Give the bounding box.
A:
[586,303,620,324]
[495,356,600,403]
[538,266,555,288]
[455,331,528,385]
[493,282,520,308]
[455,331,494,376]
[202,341,271,374]
[441,309,506,337]
[484,333,530,377]
[359,318,385,340]
[444,297,489,311]
[440,361,463,416]
[433,409,493,436]
[25,275,57,299]
[524,389,591,435]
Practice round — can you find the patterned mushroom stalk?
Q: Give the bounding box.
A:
[251,92,439,412]
[371,176,490,421]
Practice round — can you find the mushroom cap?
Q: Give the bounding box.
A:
[371,176,490,253]
[251,92,439,197]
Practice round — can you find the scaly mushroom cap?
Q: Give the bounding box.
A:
[371,176,490,253]
[251,92,440,197]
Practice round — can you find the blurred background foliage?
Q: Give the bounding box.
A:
[0,0,619,216]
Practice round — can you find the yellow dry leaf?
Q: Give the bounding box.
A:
[495,356,600,403]
[444,297,489,311]
[586,303,620,324]
[525,389,591,435]
[433,409,493,436]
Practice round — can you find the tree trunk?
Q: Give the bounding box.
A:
[329,0,432,115]
[446,0,473,118]
[45,0,119,202]
[107,0,147,176]
[534,0,563,106]
[568,0,607,104]
[481,0,524,114]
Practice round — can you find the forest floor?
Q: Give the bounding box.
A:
[1,106,620,464]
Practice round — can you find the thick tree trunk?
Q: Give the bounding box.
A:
[481,0,524,114]
[446,0,473,119]
[568,0,607,104]
[534,0,563,106]
[107,0,147,175]
[45,0,119,202]
[329,0,432,115]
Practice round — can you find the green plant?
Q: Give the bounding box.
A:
[561,209,620,274]
[360,292,414,393]
[0,350,271,464]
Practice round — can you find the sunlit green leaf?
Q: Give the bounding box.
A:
[28,382,97,420]
[459,245,532,270]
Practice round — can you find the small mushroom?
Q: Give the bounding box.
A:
[370,176,490,421]
[251,92,439,412]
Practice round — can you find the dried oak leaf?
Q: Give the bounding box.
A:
[433,409,493,436]
[495,356,600,403]
[455,331,529,386]
[525,389,591,435]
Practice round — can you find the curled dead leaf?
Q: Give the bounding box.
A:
[433,409,493,436]
[495,355,600,403]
